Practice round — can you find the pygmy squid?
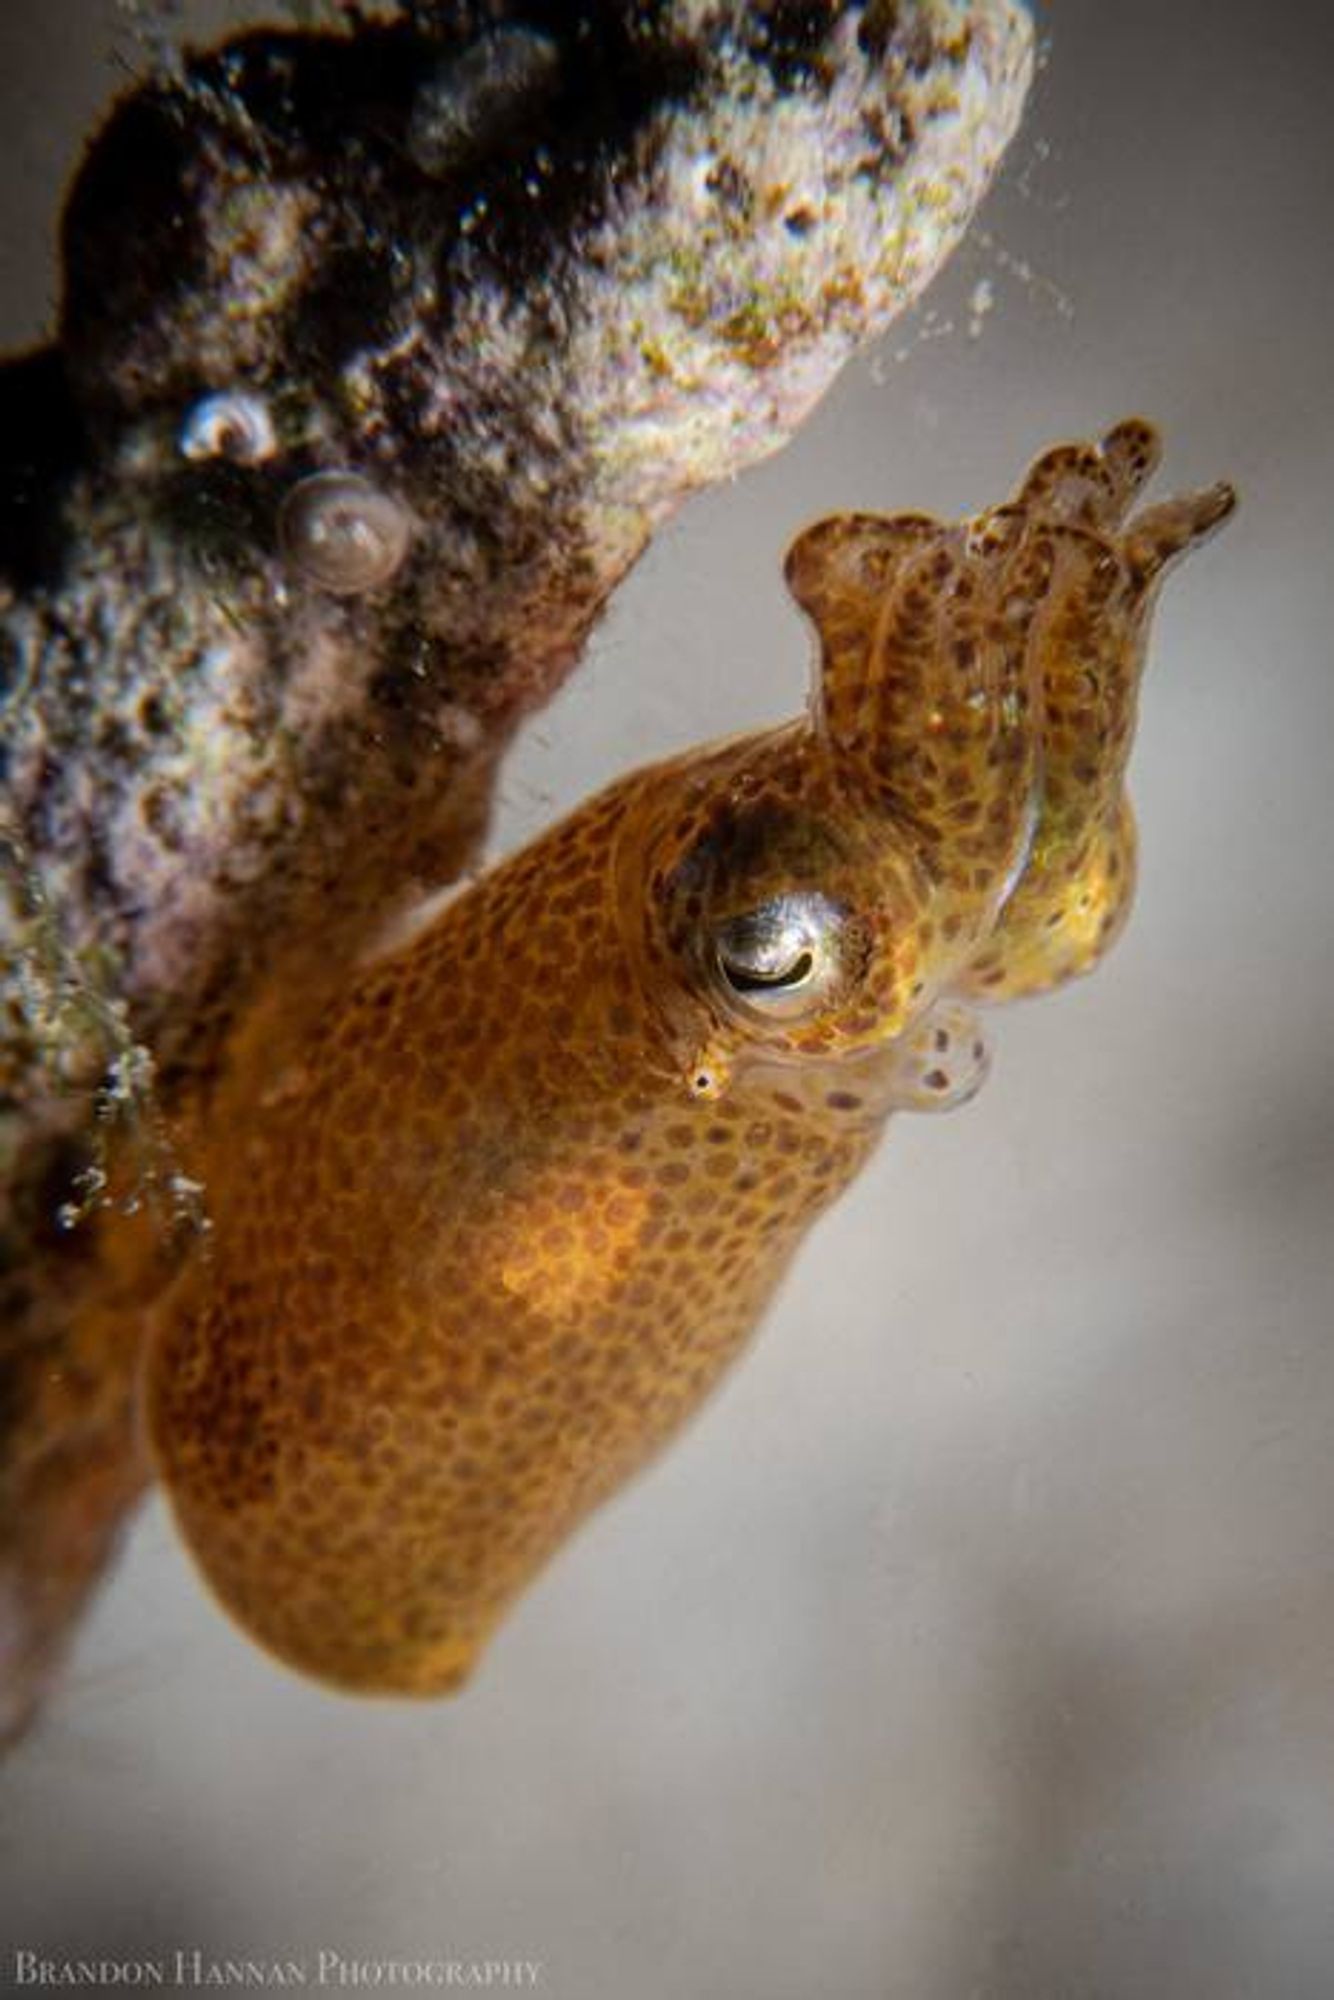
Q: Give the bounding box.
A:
[147,421,1235,1693]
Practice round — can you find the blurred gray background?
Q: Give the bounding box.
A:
[2,2,1333,1995]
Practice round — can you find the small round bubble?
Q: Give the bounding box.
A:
[278,471,412,596]
[408,26,561,178]
[180,390,276,465]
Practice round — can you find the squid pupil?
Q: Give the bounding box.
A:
[722,948,814,993]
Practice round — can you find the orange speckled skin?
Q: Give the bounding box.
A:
[147,424,1234,1694]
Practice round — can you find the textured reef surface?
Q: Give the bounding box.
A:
[0,0,1033,1737]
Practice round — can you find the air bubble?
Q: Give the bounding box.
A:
[408,27,561,179]
[278,471,413,596]
[180,390,276,465]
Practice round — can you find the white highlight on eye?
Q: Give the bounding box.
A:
[712,891,847,1020]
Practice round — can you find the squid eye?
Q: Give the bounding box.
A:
[711,893,845,1017]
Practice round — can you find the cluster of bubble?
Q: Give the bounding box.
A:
[179,392,413,596]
